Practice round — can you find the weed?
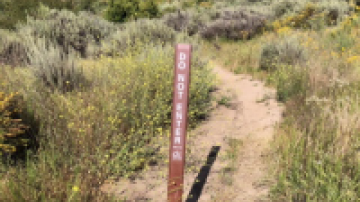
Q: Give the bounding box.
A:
[217,95,232,107]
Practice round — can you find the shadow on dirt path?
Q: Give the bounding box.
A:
[186,146,220,202]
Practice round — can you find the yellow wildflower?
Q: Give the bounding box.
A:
[72,186,80,192]
[347,56,359,63]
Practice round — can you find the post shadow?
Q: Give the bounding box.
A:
[185,146,221,202]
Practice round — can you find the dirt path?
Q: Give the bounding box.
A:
[101,64,284,202]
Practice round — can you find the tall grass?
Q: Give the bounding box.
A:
[201,8,359,201]
[267,14,360,201]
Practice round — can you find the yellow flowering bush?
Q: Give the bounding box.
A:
[260,35,307,72]
[0,91,29,157]
[347,55,360,63]
[75,41,215,175]
[272,2,350,31]
[326,13,359,52]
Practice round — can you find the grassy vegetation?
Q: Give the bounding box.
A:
[0,0,102,29]
[1,0,360,201]
[217,95,232,108]
[0,2,215,201]
[268,15,360,200]
[219,137,243,186]
[203,1,360,201]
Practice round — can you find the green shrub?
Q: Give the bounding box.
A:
[101,19,169,56]
[163,10,212,36]
[272,0,299,18]
[260,35,307,72]
[163,11,193,32]
[1,5,118,67]
[89,0,109,16]
[180,0,197,9]
[0,0,39,29]
[331,30,356,52]
[267,64,309,102]
[200,9,267,40]
[105,0,160,23]
[327,17,357,52]
[162,4,272,39]
[271,1,351,30]
[0,29,29,67]
[100,18,202,57]
[73,0,98,13]
[24,37,88,93]
[17,7,119,58]
[158,2,181,15]
[0,0,89,29]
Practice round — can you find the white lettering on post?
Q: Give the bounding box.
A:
[172,50,188,161]
[175,137,181,144]
[180,52,186,60]
[176,111,182,120]
[176,120,181,127]
[175,128,181,136]
[178,91,184,99]
[178,61,186,70]
[176,103,182,111]
[178,74,185,82]
[177,74,186,99]
[173,151,181,160]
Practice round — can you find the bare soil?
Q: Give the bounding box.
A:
[100,64,284,202]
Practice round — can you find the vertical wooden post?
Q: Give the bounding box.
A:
[168,44,192,202]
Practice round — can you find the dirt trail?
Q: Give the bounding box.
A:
[101,64,284,202]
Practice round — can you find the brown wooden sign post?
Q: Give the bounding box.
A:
[168,44,192,202]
